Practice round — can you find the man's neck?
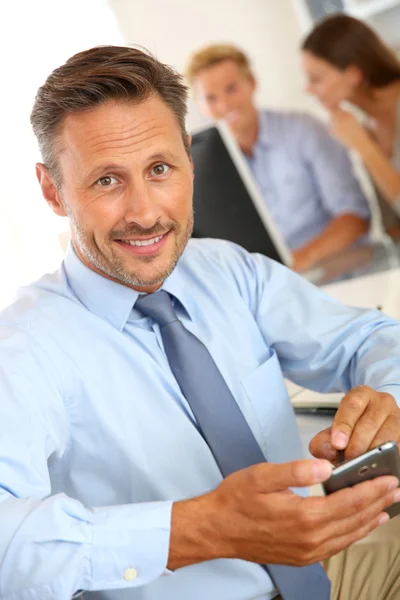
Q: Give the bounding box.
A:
[235,108,259,156]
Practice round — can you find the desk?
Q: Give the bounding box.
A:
[323,266,400,317]
[293,266,400,456]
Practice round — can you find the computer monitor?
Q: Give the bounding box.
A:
[190,122,292,266]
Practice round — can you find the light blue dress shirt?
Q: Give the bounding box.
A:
[1,238,400,600]
[245,111,371,250]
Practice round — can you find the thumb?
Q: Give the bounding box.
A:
[309,427,337,461]
[251,459,333,493]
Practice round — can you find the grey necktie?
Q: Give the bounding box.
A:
[135,290,331,600]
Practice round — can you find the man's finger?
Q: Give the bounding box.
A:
[250,459,333,493]
[344,403,388,458]
[309,428,337,461]
[331,386,370,449]
[369,415,400,450]
[310,482,399,555]
[315,513,386,563]
[322,475,399,517]
[301,476,398,527]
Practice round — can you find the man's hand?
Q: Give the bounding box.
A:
[168,458,399,570]
[292,247,318,273]
[310,385,400,462]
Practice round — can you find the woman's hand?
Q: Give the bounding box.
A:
[330,108,372,154]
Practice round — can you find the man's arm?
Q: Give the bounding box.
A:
[292,213,368,272]
[167,460,398,570]
[0,326,172,599]
[234,247,400,459]
[292,115,371,270]
[250,256,400,398]
[222,242,400,404]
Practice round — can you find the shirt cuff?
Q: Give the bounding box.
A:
[87,500,173,591]
[375,384,400,406]
[330,206,371,220]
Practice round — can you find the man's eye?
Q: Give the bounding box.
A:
[151,164,170,177]
[95,176,118,187]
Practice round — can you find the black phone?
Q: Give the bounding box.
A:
[323,441,400,518]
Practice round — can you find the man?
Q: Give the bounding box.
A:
[186,44,371,272]
[1,46,400,600]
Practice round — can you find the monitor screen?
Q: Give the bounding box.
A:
[190,124,292,266]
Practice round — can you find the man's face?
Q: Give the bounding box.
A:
[39,96,194,292]
[193,59,256,136]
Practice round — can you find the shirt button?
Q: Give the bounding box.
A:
[124,567,138,581]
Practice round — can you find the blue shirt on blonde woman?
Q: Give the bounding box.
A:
[245,111,371,250]
[0,238,399,600]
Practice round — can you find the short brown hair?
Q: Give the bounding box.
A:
[302,15,400,88]
[185,44,254,87]
[30,45,189,187]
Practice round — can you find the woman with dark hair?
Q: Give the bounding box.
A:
[302,14,400,226]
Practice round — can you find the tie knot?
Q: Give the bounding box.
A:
[135,290,178,326]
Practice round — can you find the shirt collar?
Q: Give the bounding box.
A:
[63,245,194,331]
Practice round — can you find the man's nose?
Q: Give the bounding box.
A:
[215,97,230,117]
[123,184,161,229]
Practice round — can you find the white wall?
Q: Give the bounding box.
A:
[0,0,124,305]
[108,0,318,130]
[369,7,400,49]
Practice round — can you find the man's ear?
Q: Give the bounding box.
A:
[249,75,257,93]
[35,163,67,217]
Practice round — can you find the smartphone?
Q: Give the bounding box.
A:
[323,441,400,519]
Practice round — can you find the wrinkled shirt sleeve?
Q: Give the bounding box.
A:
[300,116,371,221]
[0,326,173,600]
[231,248,400,404]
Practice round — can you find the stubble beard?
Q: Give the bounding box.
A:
[69,212,194,288]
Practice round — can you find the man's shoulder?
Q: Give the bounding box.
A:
[261,108,320,124]
[182,238,250,270]
[179,238,270,291]
[260,109,326,136]
[0,267,78,335]
[259,110,334,158]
